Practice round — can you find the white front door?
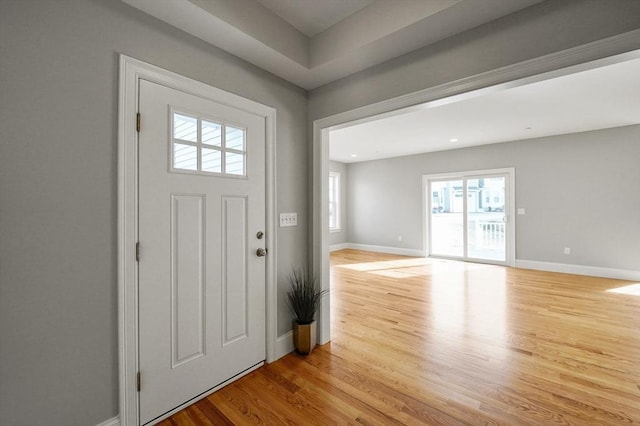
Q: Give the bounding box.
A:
[138,79,266,425]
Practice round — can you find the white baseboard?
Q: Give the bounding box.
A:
[346,243,424,257]
[275,331,294,360]
[96,416,120,426]
[329,243,350,252]
[515,259,640,281]
[332,246,638,280]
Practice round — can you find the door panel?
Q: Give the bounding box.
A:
[138,80,266,425]
[222,195,248,345]
[171,193,205,368]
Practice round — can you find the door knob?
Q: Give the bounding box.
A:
[256,248,267,257]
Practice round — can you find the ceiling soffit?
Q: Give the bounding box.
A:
[122,0,545,89]
[255,0,375,38]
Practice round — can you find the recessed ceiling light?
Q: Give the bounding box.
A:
[449,138,458,143]
[350,154,358,158]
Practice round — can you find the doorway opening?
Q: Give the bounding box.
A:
[314,46,638,347]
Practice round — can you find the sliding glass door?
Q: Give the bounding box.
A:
[427,170,512,265]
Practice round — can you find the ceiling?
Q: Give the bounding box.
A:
[122,0,544,89]
[255,0,375,37]
[330,57,640,163]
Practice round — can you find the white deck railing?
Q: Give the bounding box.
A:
[475,221,505,248]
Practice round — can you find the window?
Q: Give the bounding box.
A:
[172,111,246,176]
[329,172,340,231]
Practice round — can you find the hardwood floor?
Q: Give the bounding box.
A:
[159,250,640,425]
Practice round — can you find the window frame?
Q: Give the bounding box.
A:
[329,172,341,232]
[169,108,247,178]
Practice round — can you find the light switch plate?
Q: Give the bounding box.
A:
[517,208,526,215]
[279,212,297,227]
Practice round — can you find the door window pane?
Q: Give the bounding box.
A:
[430,180,463,257]
[173,143,198,170]
[467,177,506,261]
[173,113,198,142]
[225,152,244,175]
[202,148,222,173]
[226,126,245,151]
[202,120,222,146]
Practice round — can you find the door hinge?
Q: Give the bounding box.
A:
[136,112,141,132]
[136,242,140,262]
[137,371,141,392]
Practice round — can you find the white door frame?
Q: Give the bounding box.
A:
[118,54,277,426]
[312,33,640,346]
[422,168,516,267]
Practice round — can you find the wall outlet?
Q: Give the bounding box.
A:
[397,235,403,242]
[517,208,526,215]
[279,212,297,227]
[564,247,571,255]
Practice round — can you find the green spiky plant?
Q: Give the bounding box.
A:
[287,267,328,325]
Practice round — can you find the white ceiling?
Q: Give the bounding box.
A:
[330,58,640,163]
[255,0,375,37]
[122,0,544,89]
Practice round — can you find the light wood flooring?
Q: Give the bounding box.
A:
[159,249,640,425]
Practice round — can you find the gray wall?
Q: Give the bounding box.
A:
[1,0,639,425]
[329,161,348,246]
[0,1,307,425]
[345,126,640,271]
[309,0,640,120]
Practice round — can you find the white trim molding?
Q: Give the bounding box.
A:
[329,243,350,252]
[118,54,278,426]
[96,416,120,426]
[345,243,424,258]
[276,331,295,359]
[313,33,640,347]
[516,260,640,282]
[327,245,640,281]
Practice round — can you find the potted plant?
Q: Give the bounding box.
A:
[287,267,328,355]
